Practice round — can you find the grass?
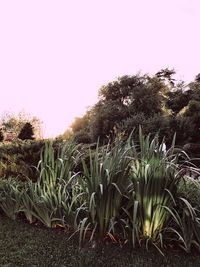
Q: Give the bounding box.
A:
[0,215,200,267]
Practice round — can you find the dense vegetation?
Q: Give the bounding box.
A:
[0,140,44,180]
[0,69,200,265]
[0,130,200,258]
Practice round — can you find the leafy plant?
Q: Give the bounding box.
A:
[20,140,83,227]
[75,138,131,245]
[125,128,184,249]
[37,140,81,184]
[166,197,200,253]
[178,178,200,209]
[0,139,44,181]
[0,178,24,220]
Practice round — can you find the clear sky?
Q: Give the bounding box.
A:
[0,0,200,137]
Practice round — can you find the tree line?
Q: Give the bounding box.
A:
[68,68,200,147]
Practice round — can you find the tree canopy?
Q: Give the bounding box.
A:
[65,69,200,146]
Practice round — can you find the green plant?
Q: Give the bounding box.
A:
[37,140,81,183]
[0,139,44,181]
[32,175,82,227]
[178,178,200,209]
[0,178,24,220]
[166,197,200,253]
[20,181,36,223]
[124,128,185,250]
[75,138,131,245]
[19,140,83,228]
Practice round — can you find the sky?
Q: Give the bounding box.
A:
[0,0,200,137]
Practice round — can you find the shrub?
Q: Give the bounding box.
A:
[0,139,44,181]
[0,178,24,220]
[178,179,200,209]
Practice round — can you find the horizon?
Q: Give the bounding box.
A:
[0,0,200,138]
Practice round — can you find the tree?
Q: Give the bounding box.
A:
[56,129,73,140]
[0,111,43,139]
[0,129,4,142]
[18,122,35,140]
[156,68,176,87]
[89,73,168,142]
[166,86,191,115]
[69,70,200,146]
[70,110,92,143]
[195,73,200,83]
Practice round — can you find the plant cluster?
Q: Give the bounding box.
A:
[0,131,200,255]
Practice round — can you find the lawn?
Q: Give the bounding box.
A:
[0,215,200,267]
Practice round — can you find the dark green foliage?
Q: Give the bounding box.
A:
[89,74,166,142]
[0,140,44,181]
[18,122,35,140]
[68,70,200,147]
[166,87,191,115]
[178,179,200,209]
[119,113,173,145]
[69,73,171,144]
[74,130,92,143]
[156,68,176,85]
[70,112,92,143]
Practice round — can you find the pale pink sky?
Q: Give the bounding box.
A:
[0,0,200,137]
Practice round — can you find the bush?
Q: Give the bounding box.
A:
[118,113,174,145]
[0,140,45,181]
[178,179,200,209]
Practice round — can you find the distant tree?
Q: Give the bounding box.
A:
[18,122,35,140]
[166,86,191,115]
[56,129,73,140]
[0,111,43,139]
[156,68,176,87]
[0,129,4,142]
[195,73,200,83]
[70,110,92,143]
